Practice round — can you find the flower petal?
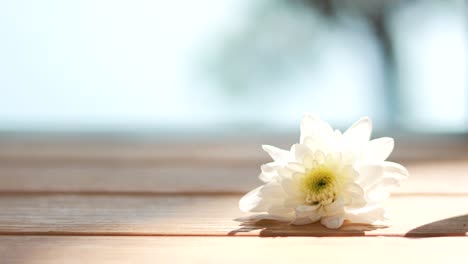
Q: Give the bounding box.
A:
[278,165,303,180]
[344,183,366,209]
[268,206,295,218]
[356,164,384,190]
[300,114,334,144]
[364,137,394,162]
[235,214,293,223]
[323,197,345,215]
[382,161,409,181]
[295,204,320,214]
[292,144,311,163]
[343,117,372,146]
[293,215,321,225]
[320,215,345,229]
[293,205,321,225]
[259,162,280,182]
[362,161,409,204]
[239,182,283,212]
[283,195,304,208]
[280,176,301,197]
[262,145,291,165]
[370,162,408,190]
[345,205,386,224]
[286,162,306,174]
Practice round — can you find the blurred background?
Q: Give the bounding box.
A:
[0,0,466,136]
[0,0,467,194]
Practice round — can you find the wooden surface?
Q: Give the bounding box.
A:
[0,140,467,263]
[0,194,466,237]
[1,236,467,264]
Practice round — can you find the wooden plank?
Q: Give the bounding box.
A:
[1,137,467,164]
[0,236,467,264]
[0,194,466,237]
[0,141,269,165]
[0,161,467,193]
[1,138,467,193]
[0,165,258,193]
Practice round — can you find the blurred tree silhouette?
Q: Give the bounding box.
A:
[307,0,402,126]
[206,1,322,96]
[207,0,406,127]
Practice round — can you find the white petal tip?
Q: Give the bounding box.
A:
[239,196,257,213]
[343,117,373,143]
[238,188,261,212]
[320,216,345,229]
[261,145,272,152]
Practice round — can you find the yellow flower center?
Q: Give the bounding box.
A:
[300,166,339,205]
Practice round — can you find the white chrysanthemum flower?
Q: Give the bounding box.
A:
[239,115,409,229]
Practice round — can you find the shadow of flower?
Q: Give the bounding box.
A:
[405,214,468,237]
[229,219,387,237]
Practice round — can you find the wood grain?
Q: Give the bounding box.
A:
[0,236,467,264]
[0,194,466,237]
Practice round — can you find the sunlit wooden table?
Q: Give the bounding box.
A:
[0,138,467,263]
